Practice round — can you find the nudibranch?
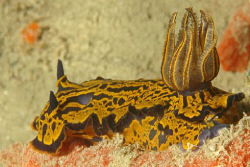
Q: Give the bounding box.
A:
[30,8,245,155]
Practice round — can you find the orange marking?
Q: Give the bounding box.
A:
[21,22,40,45]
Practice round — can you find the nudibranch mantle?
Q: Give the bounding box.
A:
[30,8,245,155]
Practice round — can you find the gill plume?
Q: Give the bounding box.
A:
[161,8,220,91]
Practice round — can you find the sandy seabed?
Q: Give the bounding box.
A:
[0,0,249,166]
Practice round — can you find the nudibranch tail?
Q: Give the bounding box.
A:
[161,8,220,91]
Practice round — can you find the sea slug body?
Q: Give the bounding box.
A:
[30,8,245,155]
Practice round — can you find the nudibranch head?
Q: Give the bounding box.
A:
[161,8,220,91]
[30,60,88,155]
[30,91,66,154]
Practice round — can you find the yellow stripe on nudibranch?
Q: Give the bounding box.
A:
[30,8,245,155]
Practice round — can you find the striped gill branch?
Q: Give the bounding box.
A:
[161,8,220,91]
